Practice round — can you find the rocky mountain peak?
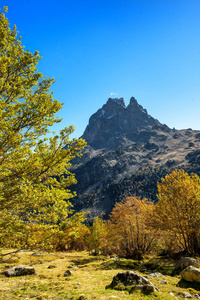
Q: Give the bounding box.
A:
[128,97,147,113]
[81,97,165,149]
[72,96,200,220]
[106,97,126,108]
[129,96,139,106]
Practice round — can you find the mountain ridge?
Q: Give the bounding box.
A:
[71,97,200,219]
[81,97,169,150]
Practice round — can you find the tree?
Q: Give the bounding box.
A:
[50,212,90,251]
[150,170,200,254]
[107,196,155,259]
[0,7,86,249]
[88,217,107,255]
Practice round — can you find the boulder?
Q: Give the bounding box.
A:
[175,257,200,270]
[169,292,175,297]
[78,295,87,300]
[1,265,36,277]
[147,272,164,278]
[178,291,192,298]
[180,266,200,283]
[31,253,43,256]
[159,280,167,284]
[106,270,160,294]
[64,270,72,277]
[47,265,56,269]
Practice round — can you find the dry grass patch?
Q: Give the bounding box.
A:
[0,249,199,299]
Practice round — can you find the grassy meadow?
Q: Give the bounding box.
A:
[0,249,199,300]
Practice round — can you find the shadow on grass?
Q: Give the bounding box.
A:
[97,257,175,275]
[97,259,143,271]
[144,257,175,276]
[71,255,175,276]
[177,279,200,291]
[71,256,103,266]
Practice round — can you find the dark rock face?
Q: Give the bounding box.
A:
[71,97,200,220]
[82,97,164,149]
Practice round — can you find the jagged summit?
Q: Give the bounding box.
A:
[72,96,200,220]
[107,97,126,107]
[128,96,139,106]
[81,97,166,149]
[128,97,146,112]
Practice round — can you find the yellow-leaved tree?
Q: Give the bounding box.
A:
[88,217,107,255]
[107,196,155,259]
[0,7,86,251]
[150,170,200,254]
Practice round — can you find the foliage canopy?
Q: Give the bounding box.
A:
[0,7,86,249]
[150,169,200,254]
[107,196,155,259]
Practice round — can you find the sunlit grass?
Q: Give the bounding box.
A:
[0,249,199,299]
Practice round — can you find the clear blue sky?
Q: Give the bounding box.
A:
[2,0,200,138]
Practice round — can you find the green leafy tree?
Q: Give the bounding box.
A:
[0,7,86,250]
[88,217,107,255]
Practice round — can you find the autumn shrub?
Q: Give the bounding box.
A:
[149,170,200,255]
[107,196,156,259]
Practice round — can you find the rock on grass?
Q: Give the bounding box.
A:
[1,265,36,277]
[180,266,200,283]
[106,270,160,294]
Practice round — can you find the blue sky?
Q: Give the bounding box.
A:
[2,0,200,138]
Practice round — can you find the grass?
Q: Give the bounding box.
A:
[0,249,199,300]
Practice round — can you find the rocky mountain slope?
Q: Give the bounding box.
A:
[70,97,200,219]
